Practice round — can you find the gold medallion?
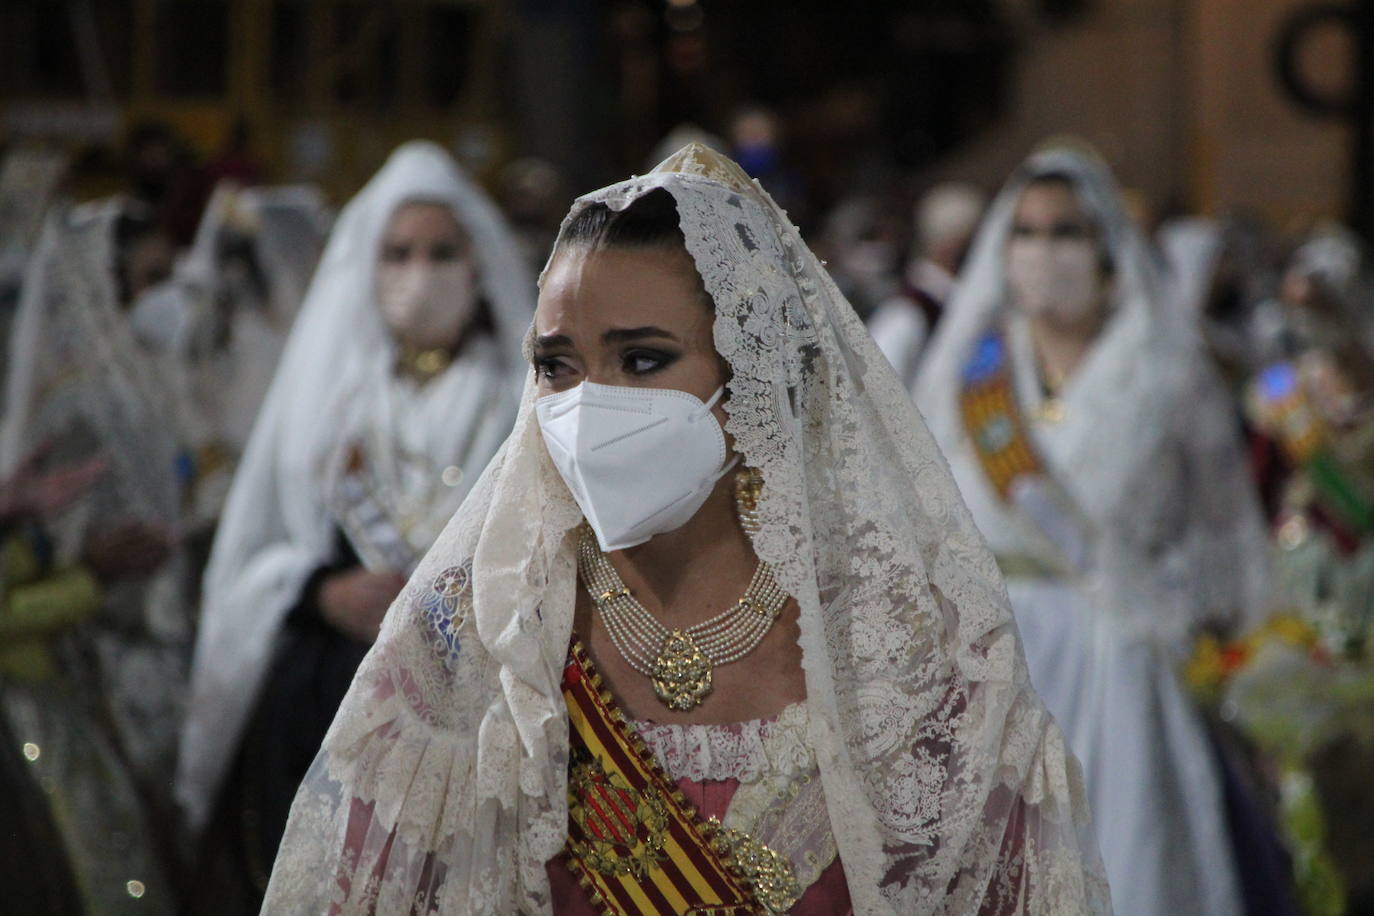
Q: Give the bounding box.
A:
[1034,397,1066,425]
[708,818,803,915]
[651,630,713,710]
[567,751,669,878]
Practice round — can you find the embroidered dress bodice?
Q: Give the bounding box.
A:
[630,701,812,784]
[633,702,845,904]
[548,698,851,914]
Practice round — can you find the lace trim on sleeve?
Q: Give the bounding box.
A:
[631,702,841,897]
[628,700,812,784]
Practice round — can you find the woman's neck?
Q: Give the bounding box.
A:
[601,472,758,624]
[393,332,466,383]
[1025,307,1106,386]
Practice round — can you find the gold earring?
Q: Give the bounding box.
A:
[734,467,763,540]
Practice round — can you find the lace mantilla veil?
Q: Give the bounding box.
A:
[264,144,1111,914]
[1,200,189,541]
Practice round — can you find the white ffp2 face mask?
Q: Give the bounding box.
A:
[1006,237,1103,324]
[536,381,737,552]
[129,279,195,354]
[377,260,478,350]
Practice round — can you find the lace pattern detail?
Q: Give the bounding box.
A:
[630,699,840,898]
[630,701,812,784]
[420,561,473,673]
[263,145,1110,915]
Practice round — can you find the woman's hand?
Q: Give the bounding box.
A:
[319,568,407,643]
[82,521,174,583]
[0,447,108,523]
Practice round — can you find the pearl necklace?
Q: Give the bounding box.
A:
[577,525,789,711]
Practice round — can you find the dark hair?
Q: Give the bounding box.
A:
[559,188,686,250]
[113,207,167,304]
[1024,169,1077,189]
[555,187,713,312]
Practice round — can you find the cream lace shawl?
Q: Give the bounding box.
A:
[264,144,1110,914]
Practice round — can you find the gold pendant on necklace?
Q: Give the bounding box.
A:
[651,630,713,711]
[1034,397,1066,425]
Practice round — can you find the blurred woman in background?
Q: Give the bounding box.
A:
[175,140,534,914]
[1,198,195,914]
[916,143,1279,915]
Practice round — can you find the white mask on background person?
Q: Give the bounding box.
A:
[376,259,478,350]
[1006,237,1103,324]
[536,381,738,551]
[129,278,196,354]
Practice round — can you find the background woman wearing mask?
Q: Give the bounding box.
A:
[916,143,1280,915]
[176,141,534,914]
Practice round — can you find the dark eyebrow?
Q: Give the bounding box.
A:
[602,326,679,344]
[533,333,573,350]
[532,326,679,352]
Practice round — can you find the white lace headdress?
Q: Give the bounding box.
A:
[175,181,333,329]
[175,141,535,832]
[149,181,333,469]
[0,146,70,294]
[264,144,1109,914]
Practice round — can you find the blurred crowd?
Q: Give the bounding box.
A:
[1,115,1372,915]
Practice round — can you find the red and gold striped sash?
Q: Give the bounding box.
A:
[561,641,762,915]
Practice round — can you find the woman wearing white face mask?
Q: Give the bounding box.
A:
[262,143,1108,914]
[916,144,1286,915]
[177,141,533,914]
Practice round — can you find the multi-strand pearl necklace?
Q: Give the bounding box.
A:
[577,526,789,711]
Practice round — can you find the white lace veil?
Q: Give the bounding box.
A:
[264,144,1109,914]
[176,181,333,331]
[175,141,535,832]
[0,147,70,310]
[0,197,195,791]
[915,144,1268,641]
[0,198,186,558]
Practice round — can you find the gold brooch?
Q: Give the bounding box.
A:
[651,630,714,711]
[567,753,669,878]
[708,818,802,914]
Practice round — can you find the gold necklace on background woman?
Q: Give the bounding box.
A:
[1034,348,1068,425]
